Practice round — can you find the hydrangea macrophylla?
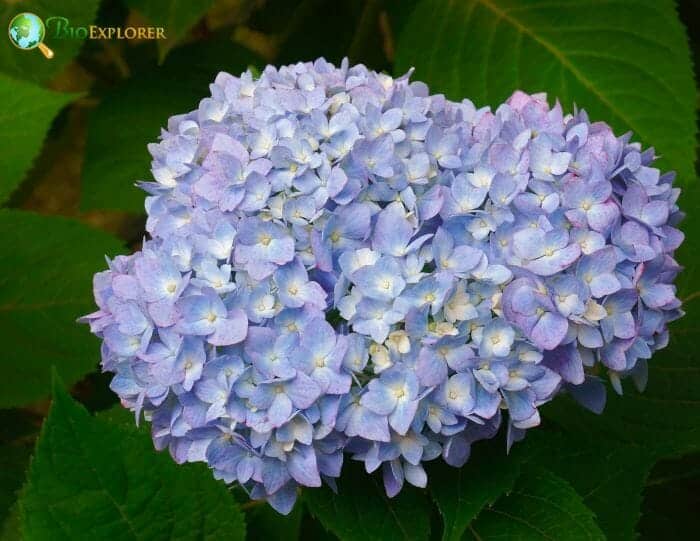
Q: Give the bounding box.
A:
[82,58,684,514]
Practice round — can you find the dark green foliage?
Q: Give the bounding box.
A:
[125,0,215,61]
[0,75,77,203]
[466,467,605,540]
[428,439,521,541]
[0,1,698,539]
[0,0,101,83]
[19,376,246,541]
[81,40,259,212]
[0,211,125,408]
[395,0,696,186]
[304,461,431,541]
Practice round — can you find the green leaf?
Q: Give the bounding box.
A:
[544,305,700,458]
[521,430,655,540]
[246,502,303,541]
[429,439,520,541]
[0,503,20,541]
[395,0,697,185]
[81,40,259,212]
[0,0,100,83]
[304,461,431,541]
[126,0,216,61]
[0,210,124,408]
[0,74,78,204]
[243,0,371,68]
[0,444,34,526]
[639,453,700,540]
[19,375,246,541]
[467,467,605,541]
[674,183,700,297]
[0,409,40,528]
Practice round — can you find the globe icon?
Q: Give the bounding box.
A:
[8,13,44,49]
[8,13,53,58]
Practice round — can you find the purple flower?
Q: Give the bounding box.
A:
[432,227,483,277]
[234,218,295,279]
[351,256,407,302]
[361,368,421,435]
[244,327,297,378]
[83,59,683,512]
[438,373,476,417]
[600,290,638,342]
[513,228,581,276]
[373,202,430,257]
[177,288,248,346]
[502,277,568,350]
[291,318,351,394]
[249,372,322,428]
[351,134,395,178]
[479,320,516,358]
[622,184,670,229]
[576,247,621,298]
[530,138,571,181]
[337,391,390,442]
[562,178,619,232]
[274,258,327,310]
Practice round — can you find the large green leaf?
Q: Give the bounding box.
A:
[304,461,431,541]
[126,0,216,61]
[0,0,100,83]
[19,376,246,541]
[0,445,32,525]
[246,0,388,71]
[0,210,124,408]
[429,439,521,541]
[245,502,303,541]
[543,299,700,459]
[395,0,696,185]
[467,467,605,540]
[639,453,700,540]
[0,74,77,204]
[675,185,700,297]
[81,40,258,212]
[0,410,39,524]
[0,504,20,541]
[521,430,655,540]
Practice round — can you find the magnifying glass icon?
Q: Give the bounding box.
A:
[8,13,54,59]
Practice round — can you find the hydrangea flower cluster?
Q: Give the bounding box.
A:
[83,58,683,513]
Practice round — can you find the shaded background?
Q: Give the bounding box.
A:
[1,1,699,539]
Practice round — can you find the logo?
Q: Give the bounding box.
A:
[45,17,167,41]
[8,13,167,60]
[8,12,54,59]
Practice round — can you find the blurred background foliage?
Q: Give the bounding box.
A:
[0,0,698,539]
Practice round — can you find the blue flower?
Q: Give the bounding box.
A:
[177,288,248,346]
[529,138,571,181]
[274,258,327,310]
[351,256,407,302]
[502,277,569,350]
[576,247,621,298]
[249,372,322,428]
[361,368,421,435]
[290,318,351,394]
[84,59,684,512]
[438,373,476,417]
[562,179,619,232]
[234,218,295,279]
[244,327,297,378]
[513,228,581,276]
